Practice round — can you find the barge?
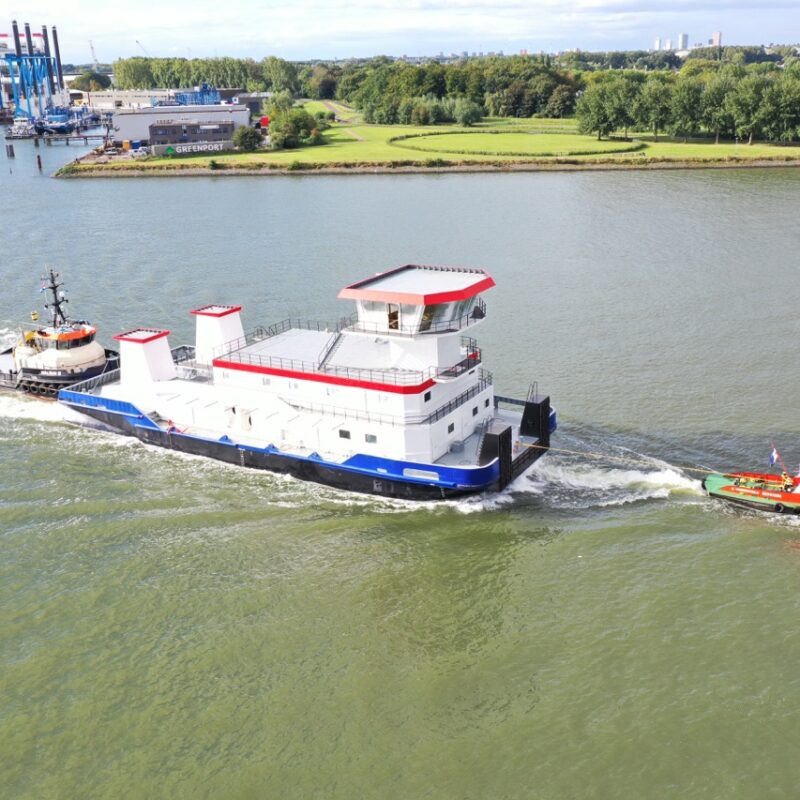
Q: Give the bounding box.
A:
[58,264,556,499]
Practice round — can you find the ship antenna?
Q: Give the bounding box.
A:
[42,268,69,328]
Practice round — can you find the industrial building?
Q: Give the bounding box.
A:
[111,104,250,145]
[148,120,234,145]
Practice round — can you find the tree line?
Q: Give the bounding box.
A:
[112,56,301,94]
[576,63,800,143]
[111,52,800,142]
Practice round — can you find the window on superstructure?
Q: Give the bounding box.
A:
[339,429,351,439]
[472,406,478,416]
[485,398,490,407]
[447,423,455,433]
[365,434,377,444]
[424,391,431,402]
[419,303,447,332]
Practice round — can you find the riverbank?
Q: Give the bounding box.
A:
[57,156,800,178]
[55,117,800,178]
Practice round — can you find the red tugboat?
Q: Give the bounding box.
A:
[703,447,800,514]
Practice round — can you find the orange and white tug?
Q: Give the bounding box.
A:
[0,270,118,398]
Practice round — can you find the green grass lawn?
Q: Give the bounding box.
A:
[64,114,800,174]
[389,131,643,157]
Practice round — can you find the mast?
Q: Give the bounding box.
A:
[42,268,69,328]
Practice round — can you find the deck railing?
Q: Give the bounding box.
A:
[282,369,493,428]
[423,370,493,425]
[343,297,487,336]
[65,366,122,395]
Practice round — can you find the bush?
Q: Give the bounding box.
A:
[269,108,326,149]
[453,98,484,126]
[233,126,263,152]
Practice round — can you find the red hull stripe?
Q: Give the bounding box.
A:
[213,358,436,394]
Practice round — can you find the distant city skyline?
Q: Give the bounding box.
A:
[3,1,799,63]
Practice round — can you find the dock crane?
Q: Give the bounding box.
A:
[136,40,151,57]
[89,40,99,70]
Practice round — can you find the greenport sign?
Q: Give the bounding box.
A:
[152,141,233,156]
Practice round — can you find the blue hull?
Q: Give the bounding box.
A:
[58,388,530,500]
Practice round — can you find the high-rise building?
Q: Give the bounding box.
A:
[664,39,673,51]
[711,31,722,47]
[678,33,689,50]
[653,36,661,51]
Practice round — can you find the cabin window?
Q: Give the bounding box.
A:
[472,406,478,416]
[447,423,455,433]
[365,434,377,444]
[424,391,431,402]
[485,398,490,407]
[399,305,416,329]
[453,298,474,321]
[46,332,95,351]
[262,377,271,385]
[419,303,448,332]
[339,429,351,439]
[387,304,399,330]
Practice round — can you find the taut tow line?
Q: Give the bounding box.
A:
[520,442,719,476]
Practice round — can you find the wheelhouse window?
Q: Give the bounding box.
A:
[419,303,447,332]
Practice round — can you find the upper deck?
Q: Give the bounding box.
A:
[212,321,482,389]
[339,264,494,336]
[339,264,495,305]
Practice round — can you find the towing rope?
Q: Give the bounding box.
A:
[519,442,722,476]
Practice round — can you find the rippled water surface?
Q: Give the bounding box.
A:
[2,142,800,798]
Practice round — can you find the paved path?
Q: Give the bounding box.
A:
[322,100,360,124]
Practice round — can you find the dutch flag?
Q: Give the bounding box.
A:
[769,446,780,467]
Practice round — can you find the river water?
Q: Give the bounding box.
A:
[2,141,800,799]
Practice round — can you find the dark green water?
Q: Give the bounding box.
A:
[3,142,800,798]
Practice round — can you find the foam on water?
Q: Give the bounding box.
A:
[0,327,17,348]
[0,392,71,424]
[0,394,706,516]
[514,455,704,510]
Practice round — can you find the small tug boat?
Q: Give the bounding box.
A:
[0,270,119,398]
[5,117,36,139]
[702,471,800,514]
[58,264,557,500]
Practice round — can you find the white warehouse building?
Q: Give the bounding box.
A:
[111,104,251,145]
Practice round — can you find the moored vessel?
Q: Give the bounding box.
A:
[58,264,556,499]
[0,270,119,397]
[5,117,36,139]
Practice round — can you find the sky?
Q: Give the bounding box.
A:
[6,1,800,63]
